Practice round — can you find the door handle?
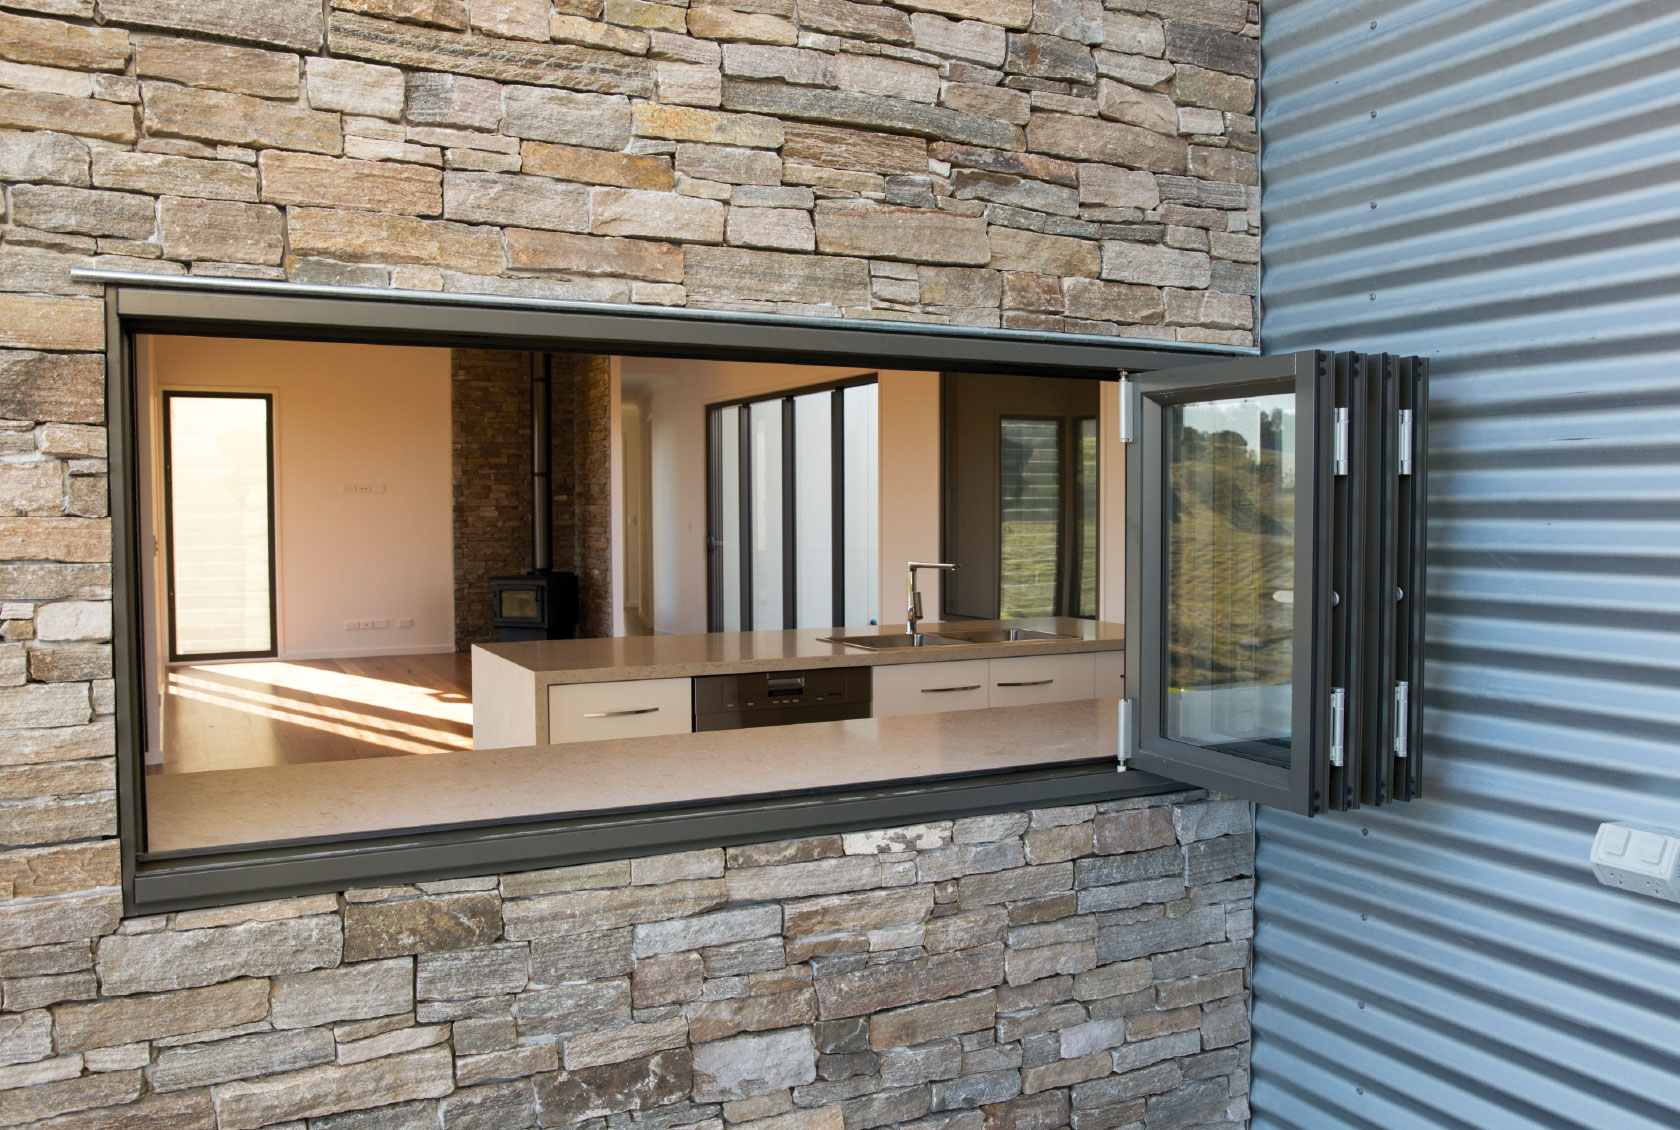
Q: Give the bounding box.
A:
[996,679,1054,687]
[922,685,982,694]
[583,707,660,718]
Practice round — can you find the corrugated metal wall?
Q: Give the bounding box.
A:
[1253,1,1680,1127]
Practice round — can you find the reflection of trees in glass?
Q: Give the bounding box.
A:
[1076,418,1098,619]
[1000,418,1061,618]
[1168,403,1293,692]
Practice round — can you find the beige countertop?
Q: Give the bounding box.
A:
[475,617,1123,685]
[145,697,1121,854]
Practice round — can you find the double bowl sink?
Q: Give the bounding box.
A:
[821,627,1077,651]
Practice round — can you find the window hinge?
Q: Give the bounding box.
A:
[1394,681,1410,758]
[1397,409,1414,476]
[1117,698,1135,770]
[1117,377,1134,444]
[1329,687,1346,767]
[1334,407,1350,476]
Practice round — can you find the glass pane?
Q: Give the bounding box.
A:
[749,399,783,631]
[794,391,833,629]
[499,589,539,621]
[1165,392,1296,764]
[842,383,878,626]
[168,395,273,656]
[717,405,741,632]
[1075,417,1098,619]
[999,417,1061,619]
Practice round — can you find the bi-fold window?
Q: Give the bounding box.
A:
[1121,351,1428,816]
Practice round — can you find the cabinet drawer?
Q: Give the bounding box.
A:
[873,660,991,718]
[548,678,692,744]
[988,653,1097,708]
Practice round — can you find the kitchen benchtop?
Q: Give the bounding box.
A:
[474,617,1123,685]
[145,697,1123,853]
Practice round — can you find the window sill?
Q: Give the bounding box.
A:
[133,700,1178,914]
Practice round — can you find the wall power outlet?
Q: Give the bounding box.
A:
[1590,822,1680,904]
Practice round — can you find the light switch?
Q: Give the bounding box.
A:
[1591,822,1680,905]
[1601,825,1631,856]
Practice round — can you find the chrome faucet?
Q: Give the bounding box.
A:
[906,561,959,636]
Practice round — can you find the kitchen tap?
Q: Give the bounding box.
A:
[906,561,959,636]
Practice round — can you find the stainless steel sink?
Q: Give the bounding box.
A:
[821,627,1079,650]
[820,633,969,650]
[934,628,1079,644]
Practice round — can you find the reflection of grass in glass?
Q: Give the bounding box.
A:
[1001,520,1060,618]
[1001,417,1062,619]
[1168,419,1294,693]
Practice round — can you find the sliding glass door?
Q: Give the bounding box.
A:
[707,378,877,632]
[162,391,277,660]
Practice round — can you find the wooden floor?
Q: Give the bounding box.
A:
[156,651,473,775]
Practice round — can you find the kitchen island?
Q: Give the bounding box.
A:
[471,617,1124,750]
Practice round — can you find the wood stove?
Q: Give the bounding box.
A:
[491,571,577,641]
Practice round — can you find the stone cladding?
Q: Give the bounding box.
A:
[0,0,1259,1122]
[0,796,1253,1129]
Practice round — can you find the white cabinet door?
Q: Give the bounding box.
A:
[1093,650,1124,699]
[873,660,991,718]
[988,653,1097,708]
[548,678,693,744]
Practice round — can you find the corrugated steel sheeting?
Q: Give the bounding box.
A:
[1253,1,1680,1127]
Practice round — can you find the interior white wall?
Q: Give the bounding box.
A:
[1099,379,1125,623]
[141,336,454,660]
[877,370,944,625]
[608,356,626,638]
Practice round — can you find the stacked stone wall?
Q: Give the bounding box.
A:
[0,0,1259,1122]
[0,797,1252,1129]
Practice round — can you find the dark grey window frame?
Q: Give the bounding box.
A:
[94,272,1249,915]
[1121,350,1428,817]
[705,374,876,632]
[159,389,279,663]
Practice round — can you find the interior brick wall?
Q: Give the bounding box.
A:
[451,349,595,648]
[0,0,1261,1124]
[559,351,614,640]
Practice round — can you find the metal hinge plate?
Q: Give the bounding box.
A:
[1334,407,1350,476]
[1394,681,1410,758]
[1117,698,1134,770]
[1117,377,1134,444]
[1398,409,1414,476]
[1329,687,1346,767]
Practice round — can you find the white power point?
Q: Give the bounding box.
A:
[397,618,414,629]
[1591,822,1680,904]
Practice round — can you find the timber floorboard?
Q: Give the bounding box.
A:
[155,651,472,775]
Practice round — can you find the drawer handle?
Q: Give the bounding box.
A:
[996,679,1054,688]
[922,685,982,694]
[582,707,661,718]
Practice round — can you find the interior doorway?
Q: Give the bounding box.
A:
[161,390,277,661]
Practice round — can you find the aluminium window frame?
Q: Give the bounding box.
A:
[95,272,1250,915]
[159,389,279,663]
[704,374,877,632]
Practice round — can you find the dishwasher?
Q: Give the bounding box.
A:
[693,667,873,732]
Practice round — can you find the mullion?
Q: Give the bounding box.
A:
[737,404,753,632]
[782,396,796,629]
[832,387,846,629]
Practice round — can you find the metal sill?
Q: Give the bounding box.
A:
[130,761,1178,915]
